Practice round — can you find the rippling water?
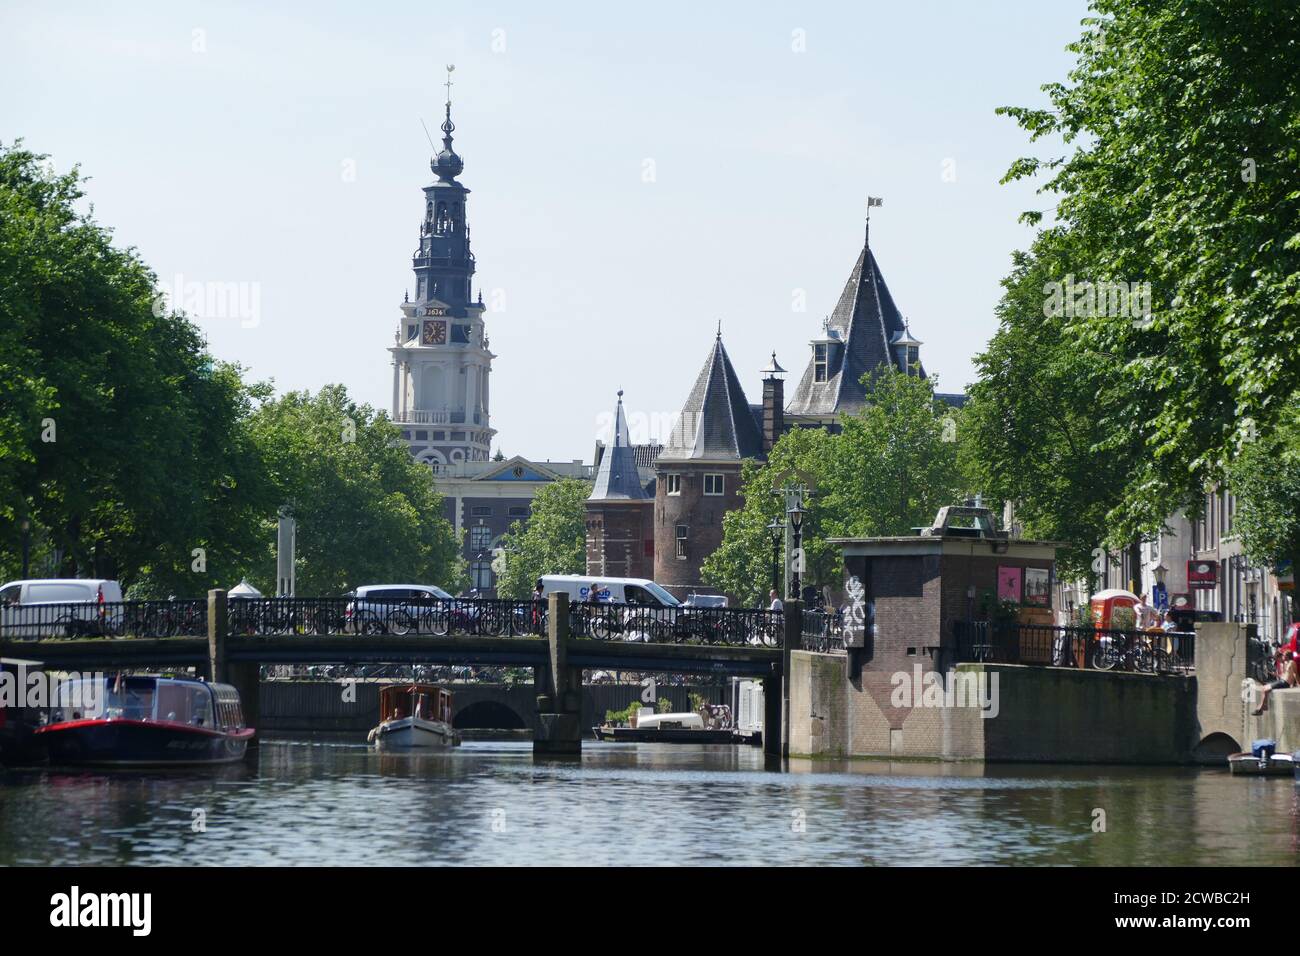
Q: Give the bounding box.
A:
[1,739,1297,866]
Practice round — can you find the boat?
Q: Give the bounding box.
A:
[367,683,460,749]
[34,674,254,767]
[1227,739,1297,777]
[593,704,761,745]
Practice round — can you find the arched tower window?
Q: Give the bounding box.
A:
[435,202,453,235]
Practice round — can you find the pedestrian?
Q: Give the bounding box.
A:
[768,589,783,613]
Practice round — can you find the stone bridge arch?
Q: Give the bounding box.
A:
[450,684,539,732]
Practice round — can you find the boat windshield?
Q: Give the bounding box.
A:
[48,677,214,727]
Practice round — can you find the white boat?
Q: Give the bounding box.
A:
[368,684,460,750]
[1227,745,1296,777]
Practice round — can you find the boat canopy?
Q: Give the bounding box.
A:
[379,684,452,724]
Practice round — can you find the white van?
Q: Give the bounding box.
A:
[537,575,680,608]
[0,579,123,639]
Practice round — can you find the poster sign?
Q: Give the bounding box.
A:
[1023,568,1050,607]
[1170,592,1195,610]
[997,566,1023,603]
[1187,560,1217,590]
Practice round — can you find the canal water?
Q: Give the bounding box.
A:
[1,739,1297,866]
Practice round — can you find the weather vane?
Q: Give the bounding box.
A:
[444,64,455,104]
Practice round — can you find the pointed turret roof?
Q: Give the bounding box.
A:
[589,391,650,500]
[786,240,921,418]
[659,335,764,462]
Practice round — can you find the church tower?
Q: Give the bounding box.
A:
[390,67,496,469]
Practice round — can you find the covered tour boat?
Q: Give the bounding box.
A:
[368,684,459,749]
[34,675,254,767]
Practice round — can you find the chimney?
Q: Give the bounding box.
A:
[760,351,786,455]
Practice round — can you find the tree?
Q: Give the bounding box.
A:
[1226,407,1300,589]
[997,0,1300,545]
[0,142,271,589]
[493,478,591,599]
[961,231,1148,579]
[703,369,971,606]
[243,385,464,596]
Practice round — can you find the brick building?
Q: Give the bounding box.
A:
[585,392,655,580]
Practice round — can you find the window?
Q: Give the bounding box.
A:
[704,474,724,496]
[509,506,530,517]
[470,560,492,590]
[813,343,828,383]
[470,506,493,517]
[407,324,417,340]
[675,525,688,559]
[415,431,428,441]
[469,525,493,550]
[666,474,682,496]
[906,345,919,368]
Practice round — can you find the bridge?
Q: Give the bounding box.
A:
[0,591,795,756]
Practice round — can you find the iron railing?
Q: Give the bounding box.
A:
[800,609,846,654]
[1,596,787,648]
[952,621,1194,674]
[0,600,208,640]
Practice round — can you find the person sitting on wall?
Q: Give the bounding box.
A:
[1252,628,1300,715]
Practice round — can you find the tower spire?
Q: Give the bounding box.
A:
[441,64,456,147]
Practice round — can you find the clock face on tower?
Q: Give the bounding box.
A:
[422,320,447,345]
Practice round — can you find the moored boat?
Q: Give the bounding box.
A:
[1227,739,1297,777]
[368,683,460,749]
[34,675,254,767]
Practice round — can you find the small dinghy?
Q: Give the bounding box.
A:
[1227,739,1297,777]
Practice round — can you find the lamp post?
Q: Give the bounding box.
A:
[766,517,784,599]
[20,518,30,578]
[787,501,805,601]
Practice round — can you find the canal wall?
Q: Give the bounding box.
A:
[787,651,1197,764]
[256,681,726,735]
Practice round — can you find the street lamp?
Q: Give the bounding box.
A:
[787,502,805,601]
[20,518,30,578]
[765,517,784,598]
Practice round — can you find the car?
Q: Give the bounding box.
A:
[345,584,454,635]
[0,579,124,639]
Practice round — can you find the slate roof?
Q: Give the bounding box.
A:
[589,393,650,500]
[659,336,765,462]
[786,242,922,418]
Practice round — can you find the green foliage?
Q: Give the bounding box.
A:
[1225,407,1300,574]
[703,369,972,606]
[996,0,1300,542]
[961,232,1146,578]
[0,142,272,588]
[242,385,464,596]
[0,144,462,596]
[657,697,672,715]
[494,478,591,599]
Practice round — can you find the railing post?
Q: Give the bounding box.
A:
[780,599,802,760]
[207,588,259,748]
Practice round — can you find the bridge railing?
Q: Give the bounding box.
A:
[952,621,1194,674]
[1,595,789,648]
[800,609,846,654]
[568,602,783,647]
[0,599,208,640]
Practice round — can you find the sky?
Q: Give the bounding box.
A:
[1,0,1089,463]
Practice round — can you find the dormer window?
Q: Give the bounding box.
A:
[906,345,919,368]
[813,343,829,383]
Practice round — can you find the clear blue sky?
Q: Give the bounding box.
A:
[1,0,1088,462]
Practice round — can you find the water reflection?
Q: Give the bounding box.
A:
[0,740,1295,866]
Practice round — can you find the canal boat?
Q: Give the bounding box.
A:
[593,704,761,745]
[1227,739,1297,777]
[368,683,460,749]
[34,674,254,767]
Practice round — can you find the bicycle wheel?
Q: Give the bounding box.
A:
[1091,639,1119,670]
[424,608,450,637]
[389,608,415,635]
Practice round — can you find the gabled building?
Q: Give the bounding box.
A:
[652,334,766,597]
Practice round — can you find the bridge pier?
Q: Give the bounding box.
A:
[534,592,582,756]
[208,589,260,747]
